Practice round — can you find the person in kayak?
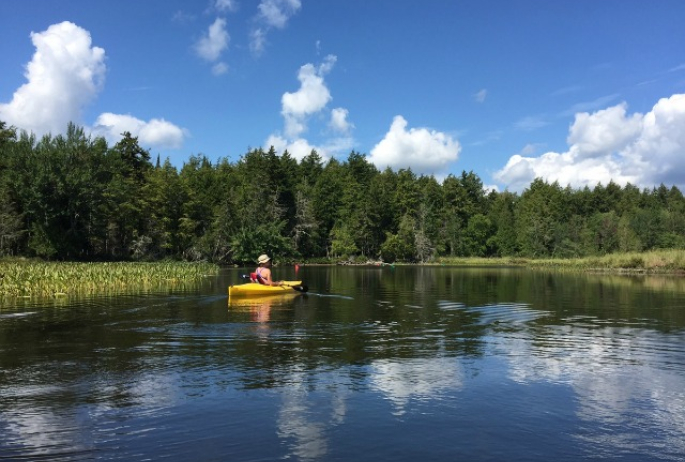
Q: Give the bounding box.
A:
[253,254,284,286]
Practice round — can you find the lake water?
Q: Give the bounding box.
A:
[1,265,685,461]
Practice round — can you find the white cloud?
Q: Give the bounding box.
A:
[519,143,544,156]
[282,56,335,116]
[322,136,355,156]
[627,93,685,185]
[265,134,354,163]
[92,113,186,149]
[369,116,461,176]
[0,22,186,152]
[329,108,353,134]
[567,103,642,158]
[250,0,301,55]
[265,134,321,161]
[495,94,685,191]
[195,17,229,62]
[257,0,301,28]
[474,89,487,103]
[281,55,336,138]
[0,21,105,138]
[266,55,353,161]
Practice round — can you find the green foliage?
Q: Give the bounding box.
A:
[330,223,359,259]
[380,214,416,262]
[462,214,494,257]
[3,120,685,264]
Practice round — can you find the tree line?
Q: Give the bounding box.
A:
[1,121,684,263]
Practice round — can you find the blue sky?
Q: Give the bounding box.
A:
[1,0,684,192]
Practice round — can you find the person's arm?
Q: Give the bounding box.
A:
[260,268,282,286]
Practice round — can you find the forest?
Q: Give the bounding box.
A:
[1,121,684,264]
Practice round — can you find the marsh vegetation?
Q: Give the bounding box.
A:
[0,260,218,297]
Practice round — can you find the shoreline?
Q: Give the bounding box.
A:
[3,250,684,298]
[292,249,685,275]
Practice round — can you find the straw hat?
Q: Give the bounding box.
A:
[257,254,271,264]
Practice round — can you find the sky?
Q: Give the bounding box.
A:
[1,0,684,192]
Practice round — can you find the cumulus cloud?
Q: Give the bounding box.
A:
[281,55,336,138]
[266,55,354,161]
[0,22,187,152]
[495,94,685,191]
[0,21,105,138]
[250,0,301,55]
[627,94,685,185]
[329,108,353,134]
[265,134,318,161]
[92,113,186,149]
[369,116,461,176]
[257,0,301,28]
[195,17,229,62]
[567,103,642,157]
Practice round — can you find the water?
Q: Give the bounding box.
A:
[1,265,684,461]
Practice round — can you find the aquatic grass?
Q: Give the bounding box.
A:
[435,250,685,273]
[0,260,218,297]
[524,250,685,273]
[433,256,531,266]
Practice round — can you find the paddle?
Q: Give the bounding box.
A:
[282,282,309,293]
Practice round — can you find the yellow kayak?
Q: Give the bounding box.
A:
[228,280,305,297]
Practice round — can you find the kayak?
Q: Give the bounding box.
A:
[228,280,304,297]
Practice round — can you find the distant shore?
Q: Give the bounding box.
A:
[435,250,685,274]
[316,249,685,275]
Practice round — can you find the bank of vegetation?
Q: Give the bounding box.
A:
[436,249,685,274]
[0,260,218,297]
[2,121,685,267]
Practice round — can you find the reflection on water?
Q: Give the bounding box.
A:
[229,293,303,322]
[497,320,685,460]
[370,357,464,415]
[277,368,351,461]
[1,267,685,461]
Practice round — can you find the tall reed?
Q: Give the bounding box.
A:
[0,261,218,297]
